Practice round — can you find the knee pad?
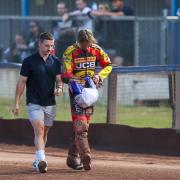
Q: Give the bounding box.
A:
[73,120,88,135]
[73,120,90,156]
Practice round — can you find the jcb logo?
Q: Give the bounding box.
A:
[76,62,96,69]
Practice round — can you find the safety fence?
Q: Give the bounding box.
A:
[1,64,180,129]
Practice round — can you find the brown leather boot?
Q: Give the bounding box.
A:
[81,154,91,170]
[66,155,83,170]
[74,120,91,171]
[67,132,83,170]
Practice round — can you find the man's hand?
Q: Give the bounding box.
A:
[54,87,63,96]
[12,76,27,117]
[12,103,19,116]
[55,75,63,96]
[62,13,69,22]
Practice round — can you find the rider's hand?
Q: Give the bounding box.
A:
[93,75,100,84]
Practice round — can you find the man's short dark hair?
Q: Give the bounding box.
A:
[76,0,87,3]
[57,1,66,7]
[39,32,54,42]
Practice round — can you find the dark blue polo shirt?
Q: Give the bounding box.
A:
[20,52,61,106]
[111,6,134,16]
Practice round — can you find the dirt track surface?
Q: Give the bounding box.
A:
[0,144,180,180]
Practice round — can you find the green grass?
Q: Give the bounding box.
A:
[116,106,172,128]
[0,98,172,128]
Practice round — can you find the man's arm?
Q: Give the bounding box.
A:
[94,46,112,83]
[12,75,27,116]
[91,11,124,17]
[54,74,63,96]
[107,12,125,16]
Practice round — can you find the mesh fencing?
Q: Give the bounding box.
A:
[0,16,180,65]
[114,71,172,128]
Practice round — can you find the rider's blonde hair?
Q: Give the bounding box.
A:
[77,29,97,45]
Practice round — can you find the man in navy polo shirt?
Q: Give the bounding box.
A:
[12,32,63,173]
[110,0,133,16]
